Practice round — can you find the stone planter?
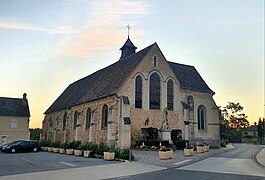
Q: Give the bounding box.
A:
[196,146,204,153]
[41,147,48,151]
[83,150,91,158]
[74,149,83,156]
[48,147,53,152]
[203,146,209,152]
[53,148,59,153]
[184,148,193,157]
[66,149,74,155]
[59,148,65,154]
[103,152,115,160]
[159,150,173,160]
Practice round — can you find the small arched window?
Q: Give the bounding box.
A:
[167,79,174,110]
[102,105,108,128]
[63,112,67,130]
[135,75,142,108]
[198,105,206,130]
[86,108,91,129]
[73,111,78,129]
[149,72,161,109]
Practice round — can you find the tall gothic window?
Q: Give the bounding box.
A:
[102,104,108,128]
[135,75,142,108]
[63,112,67,130]
[167,79,174,110]
[198,105,206,130]
[149,73,161,109]
[73,111,78,129]
[86,108,91,129]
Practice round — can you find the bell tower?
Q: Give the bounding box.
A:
[119,25,137,60]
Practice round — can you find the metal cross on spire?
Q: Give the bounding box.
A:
[126,24,131,38]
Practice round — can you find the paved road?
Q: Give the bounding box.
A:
[114,144,265,180]
[0,151,119,176]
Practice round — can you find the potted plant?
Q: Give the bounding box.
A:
[80,143,91,158]
[196,144,204,153]
[159,146,173,160]
[65,142,74,155]
[59,142,66,154]
[203,142,209,152]
[47,141,53,152]
[73,141,83,156]
[52,141,61,153]
[103,144,115,161]
[40,140,50,151]
[184,144,193,157]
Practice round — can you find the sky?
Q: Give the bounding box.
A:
[0,0,264,128]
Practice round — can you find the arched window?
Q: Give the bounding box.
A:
[102,105,108,128]
[149,73,161,109]
[73,111,78,129]
[86,108,91,129]
[63,112,67,130]
[167,79,174,110]
[135,75,142,108]
[198,105,206,130]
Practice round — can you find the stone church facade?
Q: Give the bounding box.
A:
[42,38,221,148]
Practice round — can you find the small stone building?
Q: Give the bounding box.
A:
[0,93,30,145]
[42,38,220,148]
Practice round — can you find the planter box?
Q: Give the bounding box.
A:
[74,150,83,156]
[59,148,65,154]
[83,150,91,158]
[104,152,115,160]
[159,150,173,160]
[196,146,204,153]
[203,146,209,152]
[48,147,53,152]
[184,148,193,157]
[66,149,74,155]
[53,148,59,153]
[41,147,48,151]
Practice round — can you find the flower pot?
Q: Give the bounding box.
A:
[53,148,59,153]
[66,149,74,155]
[203,146,209,152]
[159,150,173,160]
[74,149,83,156]
[48,147,53,152]
[59,148,65,154]
[104,152,115,160]
[83,150,91,158]
[184,148,193,157]
[41,147,48,151]
[196,146,204,153]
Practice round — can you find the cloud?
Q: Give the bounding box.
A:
[0,19,79,35]
[53,0,149,58]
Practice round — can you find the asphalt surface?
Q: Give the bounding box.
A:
[0,151,119,176]
[110,144,265,180]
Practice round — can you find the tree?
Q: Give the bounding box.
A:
[222,102,250,131]
[30,128,41,141]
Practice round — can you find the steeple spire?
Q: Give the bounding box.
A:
[119,25,137,60]
[126,24,131,38]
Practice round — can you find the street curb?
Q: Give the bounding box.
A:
[251,147,265,169]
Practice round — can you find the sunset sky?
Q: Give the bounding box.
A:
[0,0,264,128]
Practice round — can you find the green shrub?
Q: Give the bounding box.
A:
[40,140,51,147]
[51,141,61,148]
[97,142,110,155]
[173,140,188,149]
[120,149,134,160]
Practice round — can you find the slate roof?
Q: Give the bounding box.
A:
[45,43,214,114]
[0,97,30,117]
[120,38,137,50]
[45,44,154,114]
[169,62,214,94]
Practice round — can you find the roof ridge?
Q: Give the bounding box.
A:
[168,61,194,68]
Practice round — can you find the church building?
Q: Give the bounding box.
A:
[42,37,221,148]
